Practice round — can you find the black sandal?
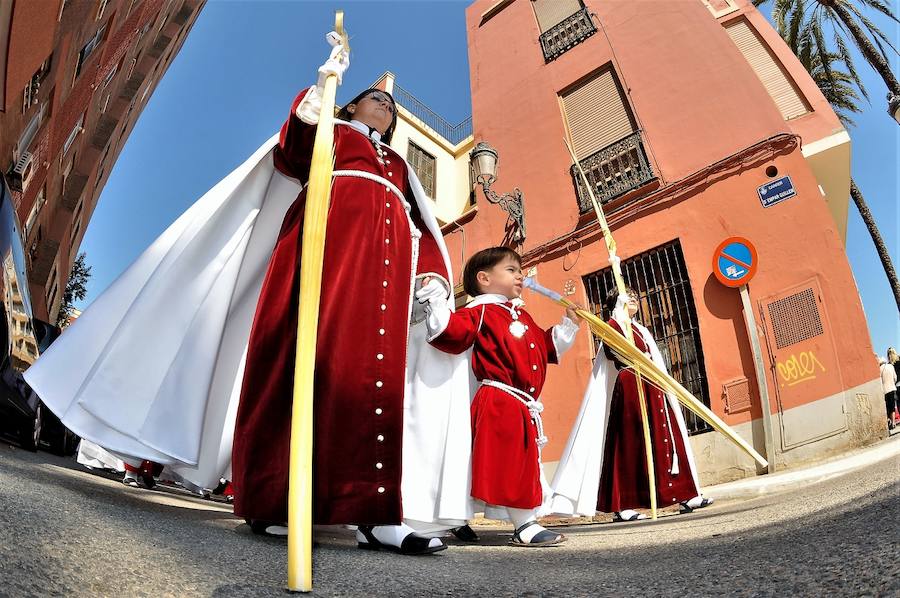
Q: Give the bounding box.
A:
[613,511,648,522]
[356,525,447,555]
[680,497,714,513]
[508,521,565,547]
[249,519,288,537]
[450,524,480,543]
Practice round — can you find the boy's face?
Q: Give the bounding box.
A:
[477,256,523,300]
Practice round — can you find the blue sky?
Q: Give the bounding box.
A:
[80,0,897,356]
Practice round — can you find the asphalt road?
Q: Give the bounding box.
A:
[0,441,897,597]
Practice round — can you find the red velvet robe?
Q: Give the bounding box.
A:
[232,89,449,525]
[597,319,699,512]
[430,299,558,509]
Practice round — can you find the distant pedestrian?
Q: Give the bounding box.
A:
[880,354,898,430]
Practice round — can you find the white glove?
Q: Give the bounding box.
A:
[415,278,448,304]
[412,278,448,325]
[317,31,349,87]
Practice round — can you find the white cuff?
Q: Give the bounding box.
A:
[552,316,579,357]
[296,85,323,125]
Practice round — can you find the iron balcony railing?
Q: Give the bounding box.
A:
[540,7,597,62]
[570,131,657,213]
[392,84,472,145]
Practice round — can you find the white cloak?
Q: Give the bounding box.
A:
[24,123,473,526]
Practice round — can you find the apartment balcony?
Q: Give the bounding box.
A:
[91,115,119,150]
[119,72,146,101]
[570,131,657,213]
[28,238,59,288]
[147,34,173,59]
[540,7,597,62]
[61,173,89,211]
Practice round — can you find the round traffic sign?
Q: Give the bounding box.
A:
[712,237,757,288]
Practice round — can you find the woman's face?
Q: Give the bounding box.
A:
[347,91,394,135]
[626,292,639,317]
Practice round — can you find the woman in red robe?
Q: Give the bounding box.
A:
[231,46,459,554]
[597,288,699,520]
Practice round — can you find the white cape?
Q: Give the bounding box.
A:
[25,123,473,525]
[546,320,699,516]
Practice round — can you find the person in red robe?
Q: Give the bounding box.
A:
[418,247,581,546]
[230,38,466,555]
[597,288,705,521]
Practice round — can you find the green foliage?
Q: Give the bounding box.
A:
[57,252,91,327]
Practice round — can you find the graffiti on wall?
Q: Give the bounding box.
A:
[776,350,826,387]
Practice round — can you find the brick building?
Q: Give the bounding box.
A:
[0,0,205,323]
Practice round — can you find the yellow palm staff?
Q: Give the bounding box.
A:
[287,11,349,593]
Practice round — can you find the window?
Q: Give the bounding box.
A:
[583,240,712,434]
[100,93,111,114]
[531,0,595,61]
[407,141,436,198]
[74,25,106,79]
[725,19,810,120]
[140,77,154,102]
[62,113,84,157]
[46,261,59,313]
[15,103,46,161]
[561,68,635,160]
[24,186,46,241]
[100,62,117,89]
[531,0,582,33]
[62,154,75,192]
[22,56,52,114]
[96,0,110,20]
[70,216,83,251]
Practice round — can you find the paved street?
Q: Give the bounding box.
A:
[0,440,897,597]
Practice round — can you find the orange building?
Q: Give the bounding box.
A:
[448,0,882,483]
[0,0,204,323]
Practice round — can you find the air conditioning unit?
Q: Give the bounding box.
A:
[9,152,35,192]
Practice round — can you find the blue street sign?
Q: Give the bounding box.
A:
[713,237,757,288]
[757,176,796,208]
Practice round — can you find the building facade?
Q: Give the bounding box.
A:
[0,0,204,324]
[451,0,882,484]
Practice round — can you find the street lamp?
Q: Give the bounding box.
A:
[888,92,900,125]
[469,141,526,244]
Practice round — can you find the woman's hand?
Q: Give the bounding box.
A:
[565,305,583,326]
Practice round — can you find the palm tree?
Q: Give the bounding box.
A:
[757,0,900,314]
[753,0,900,121]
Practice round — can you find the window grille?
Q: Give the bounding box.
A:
[583,240,712,434]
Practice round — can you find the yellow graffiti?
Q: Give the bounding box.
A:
[776,351,826,387]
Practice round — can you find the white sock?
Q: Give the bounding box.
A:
[684,495,713,509]
[263,525,289,537]
[508,507,547,542]
[366,523,442,549]
[617,509,646,520]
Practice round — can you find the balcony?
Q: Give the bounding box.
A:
[147,34,172,59]
[540,7,597,62]
[570,131,657,213]
[61,173,89,211]
[91,115,119,150]
[28,238,59,288]
[392,84,472,145]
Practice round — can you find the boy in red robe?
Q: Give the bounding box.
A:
[416,247,581,546]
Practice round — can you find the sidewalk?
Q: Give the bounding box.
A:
[707,431,900,501]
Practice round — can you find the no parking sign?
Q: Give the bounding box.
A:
[712,237,757,288]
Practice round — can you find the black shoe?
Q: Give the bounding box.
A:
[356,525,447,555]
[450,524,480,542]
[508,521,566,547]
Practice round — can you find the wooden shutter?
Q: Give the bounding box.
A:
[561,70,635,159]
[725,19,809,120]
[532,0,582,33]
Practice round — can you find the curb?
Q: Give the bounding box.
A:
[706,433,900,501]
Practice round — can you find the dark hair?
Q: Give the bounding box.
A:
[603,285,637,316]
[336,88,398,144]
[463,247,521,297]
